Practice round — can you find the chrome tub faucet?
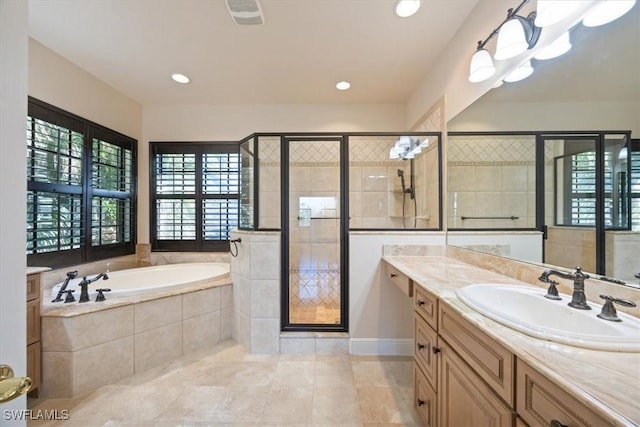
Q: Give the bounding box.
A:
[539,266,591,310]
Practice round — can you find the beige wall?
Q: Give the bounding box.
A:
[1,0,29,419]
[140,104,405,243]
[28,40,143,140]
[405,1,593,128]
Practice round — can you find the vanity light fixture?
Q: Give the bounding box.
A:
[582,0,637,27]
[336,81,351,91]
[394,0,421,18]
[533,31,572,60]
[503,60,534,82]
[389,136,424,160]
[494,11,541,60]
[467,0,540,83]
[469,46,496,82]
[171,73,191,84]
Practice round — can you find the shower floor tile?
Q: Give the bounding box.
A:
[27,340,421,426]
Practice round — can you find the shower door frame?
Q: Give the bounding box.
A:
[280,135,349,332]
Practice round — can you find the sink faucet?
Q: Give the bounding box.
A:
[538,266,591,310]
[78,272,109,303]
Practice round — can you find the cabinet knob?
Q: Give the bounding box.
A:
[417,300,425,306]
[550,420,568,427]
[417,399,425,407]
[432,346,441,354]
[390,273,397,278]
[417,343,425,350]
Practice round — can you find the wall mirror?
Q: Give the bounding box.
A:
[446,4,640,287]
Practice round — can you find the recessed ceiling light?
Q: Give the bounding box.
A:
[394,0,421,18]
[171,73,191,84]
[336,81,351,91]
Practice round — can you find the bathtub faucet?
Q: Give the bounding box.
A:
[78,272,109,303]
[52,270,78,302]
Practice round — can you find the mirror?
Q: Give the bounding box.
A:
[446,4,640,287]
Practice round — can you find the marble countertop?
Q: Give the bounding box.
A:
[27,266,51,275]
[41,275,232,318]
[382,255,640,426]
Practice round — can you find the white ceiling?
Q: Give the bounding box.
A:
[28,0,479,106]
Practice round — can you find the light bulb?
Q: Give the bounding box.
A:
[495,18,529,60]
[469,48,496,82]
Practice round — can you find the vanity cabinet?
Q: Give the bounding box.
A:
[439,340,514,427]
[516,360,611,427]
[413,285,516,426]
[26,273,41,397]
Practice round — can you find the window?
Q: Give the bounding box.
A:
[27,98,136,268]
[632,142,640,231]
[150,142,239,251]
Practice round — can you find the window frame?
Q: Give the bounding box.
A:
[150,141,240,252]
[27,97,137,268]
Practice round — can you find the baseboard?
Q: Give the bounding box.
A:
[349,338,413,356]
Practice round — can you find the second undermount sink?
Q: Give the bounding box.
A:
[456,284,640,352]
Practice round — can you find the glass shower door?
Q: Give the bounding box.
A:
[284,137,345,329]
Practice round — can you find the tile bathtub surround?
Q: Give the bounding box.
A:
[40,283,233,398]
[383,255,640,425]
[28,340,422,426]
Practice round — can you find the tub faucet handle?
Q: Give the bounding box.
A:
[63,290,76,303]
[95,288,111,302]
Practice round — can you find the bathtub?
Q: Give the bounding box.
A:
[50,262,230,301]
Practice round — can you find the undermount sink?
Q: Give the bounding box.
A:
[456,284,640,352]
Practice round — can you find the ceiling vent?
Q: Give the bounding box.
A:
[225,0,264,25]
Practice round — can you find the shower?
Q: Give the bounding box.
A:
[397,162,417,228]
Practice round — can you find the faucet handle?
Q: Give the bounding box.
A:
[63,290,76,303]
[573,266,590,279]
[95,288,111,302]
[597,295,636,322]
[543,280,561,300]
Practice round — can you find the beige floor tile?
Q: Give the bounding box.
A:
[312,386,362,423]
[261,386,314,423]
[29,340,422,427]
[356,386,421,424]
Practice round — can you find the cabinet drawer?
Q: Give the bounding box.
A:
[26,298,41,346]
[27,341,41,393]
[27,273,41,301]
[414,286,438,330]
[439,303,514,406]
[415,364,437,427]
[516,360,612,427]
[383,262,413,297]
[414,313,438,389]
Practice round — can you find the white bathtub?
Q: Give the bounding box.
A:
[50,262,230,301]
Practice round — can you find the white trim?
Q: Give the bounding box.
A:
[349,338,414,356]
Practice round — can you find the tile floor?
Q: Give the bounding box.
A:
[28,340,421,426]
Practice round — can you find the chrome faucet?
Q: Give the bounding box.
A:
[78,272,109,303]
[538,266,591,310]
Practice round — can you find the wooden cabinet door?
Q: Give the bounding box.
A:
[415,364,437,427]
[439,341,515,427]
[26,298,40,346]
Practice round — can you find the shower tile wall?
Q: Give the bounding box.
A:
[349,136,438,229]
[257,137,439,231]
[447,135,538,229]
